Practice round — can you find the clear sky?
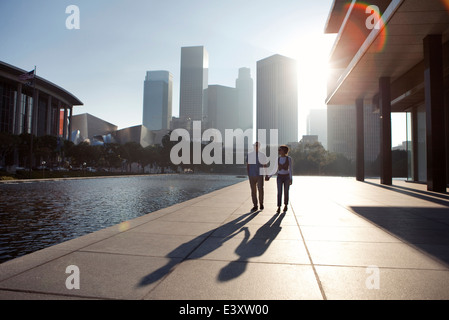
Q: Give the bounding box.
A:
[0,0,406,146]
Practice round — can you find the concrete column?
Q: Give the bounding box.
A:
[15,83,23,135]
[411,107,419,182]
[446,90,449,184]
[63,107,68,140]
[68,106,73,141]
[423,34,446,193]
[56,101,61,137]
[46,96,52,135]
[379,77,392,185]
[32,89,39,136]
[356,98,365,182]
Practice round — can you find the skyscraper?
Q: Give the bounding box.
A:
[205,85,238,135]
[307,109,328,149]
[327,105,380,164]
[179,46,209,123]
[142,71,173,131]
[327,105,356,161]
[257,54,298,146]
[236,67,254,131]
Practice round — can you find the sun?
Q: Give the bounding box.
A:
[283,32,336,106]
[279,32,336,137]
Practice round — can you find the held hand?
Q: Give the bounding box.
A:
[265,176,270,181]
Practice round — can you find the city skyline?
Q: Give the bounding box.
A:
[0,0,407,146]
[0,1,339,142]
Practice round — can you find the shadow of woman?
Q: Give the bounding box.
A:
[137,210,260,287]
[217,211,286,282]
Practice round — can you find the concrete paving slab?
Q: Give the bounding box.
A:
[212,223,302,241]
[80,232,207,259]
[0,290,97,300]
[307,241,448,270]
[189,236,310,265]
[0,251,175,300]
[300,225,403,243]
[224,212,298,226]
[158,206,237,223]
[130,220,220,237]
[315,265,449,300]
[297,211,374,227]
[144,259,323,300]
[0,248,72,282]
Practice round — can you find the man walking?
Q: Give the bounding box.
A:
[246,142,267,211]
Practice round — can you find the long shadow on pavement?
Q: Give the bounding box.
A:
[351,206,449,267]
[217,211,286,282]
[357,181,449,266]
[138,210,261,287]
[364,181,449,207]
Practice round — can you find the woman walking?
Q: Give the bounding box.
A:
[266,145,293,213]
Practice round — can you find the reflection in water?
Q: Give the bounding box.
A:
[0,174,243,263]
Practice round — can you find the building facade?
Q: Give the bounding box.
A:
[257,54,298,146]
[236,67,254,132]
[0,61,82,140]
[71,113,117,145]
[142,71,173,131]
[327,105,356,161]
[205,85,238,136]
[179,46,209,123]
[113,125,155,149]
[325,0,449,192]
[307,109,328,149]
[327,105,380,166]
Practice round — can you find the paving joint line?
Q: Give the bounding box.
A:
[290,203,327,300]
[140,200,247,299]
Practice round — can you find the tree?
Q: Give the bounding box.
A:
[160,133,177,172]
[35,135,58,165]
[67,141,100,167]
[121,142,144,172]
[104,143,123,171]
[142,145,160,172]
[17,133,37,168]
[0,132,19,167]
[289,142,354,177]
[323,153,355,176]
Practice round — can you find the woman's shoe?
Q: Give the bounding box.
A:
[283,205,288,212]
[276,207,280,214]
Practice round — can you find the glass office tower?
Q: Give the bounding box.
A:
[179,46,209,123]
[142,71,173,131]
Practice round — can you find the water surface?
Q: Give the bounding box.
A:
[0,174,244,263]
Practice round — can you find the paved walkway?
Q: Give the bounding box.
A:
[1,176,449,300]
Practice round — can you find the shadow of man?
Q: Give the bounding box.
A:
[217,211,286,282]
[138,210,260,287]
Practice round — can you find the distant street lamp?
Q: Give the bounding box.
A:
[41,161,46,179]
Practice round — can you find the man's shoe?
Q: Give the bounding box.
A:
[276,207,281,214]
[251,206,258,212]
[260,204,264,210]
[283,205,288,212]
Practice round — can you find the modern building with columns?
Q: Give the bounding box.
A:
[0,61,83,141]
[325,0,449,193]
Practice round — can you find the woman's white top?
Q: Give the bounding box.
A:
[269,156,293,180]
